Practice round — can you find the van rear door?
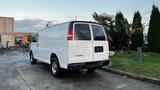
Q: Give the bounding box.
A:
[69,23,93,63]
[92,24,109,61]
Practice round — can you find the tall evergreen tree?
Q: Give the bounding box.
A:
[131,11,144,49]
[115,12,130,51]
[148,5,160,52]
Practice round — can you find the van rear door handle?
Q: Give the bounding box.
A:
[75,55,83,56]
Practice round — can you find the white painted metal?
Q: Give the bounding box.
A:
[31,21,109,69]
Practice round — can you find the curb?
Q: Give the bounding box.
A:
[100,67,160,85]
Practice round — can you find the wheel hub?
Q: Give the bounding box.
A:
[52,61,57,74]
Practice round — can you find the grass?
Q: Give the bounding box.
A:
[110,51,160,79]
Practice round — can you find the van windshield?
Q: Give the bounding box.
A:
[74,24,91,40]
[92,25,106,41]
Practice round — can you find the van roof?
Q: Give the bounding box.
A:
[38,21,99,32]
[50,21,98,27]
[71,21,98,24]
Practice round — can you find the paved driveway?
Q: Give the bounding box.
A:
[0,50,160,90]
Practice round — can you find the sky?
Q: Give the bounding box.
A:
[0,0,159,32]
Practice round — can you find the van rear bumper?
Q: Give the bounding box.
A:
[68,60,109,70]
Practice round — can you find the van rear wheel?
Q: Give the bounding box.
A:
[87,67,97,72]
[51,57,61,77]
[30,52,37,64]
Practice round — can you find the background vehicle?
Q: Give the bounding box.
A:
[29,21,109,77]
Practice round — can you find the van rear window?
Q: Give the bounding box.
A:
[74,24,91,40]
[92,25,106,40]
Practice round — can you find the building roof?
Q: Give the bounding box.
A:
[0,32,31,35]
[0,16,14,19]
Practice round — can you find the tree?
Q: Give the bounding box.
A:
[131,11,144,49]
[93,12,130,52]
[148,5,160,52]
[114,12,130,52]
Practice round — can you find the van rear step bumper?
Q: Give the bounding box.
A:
[68,60,109,70]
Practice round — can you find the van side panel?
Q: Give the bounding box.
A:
[34,22,69,68]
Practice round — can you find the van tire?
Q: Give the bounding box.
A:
[50,57,61,77]
[29,52,37,64]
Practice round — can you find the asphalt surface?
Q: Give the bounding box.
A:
[0,50,160,90]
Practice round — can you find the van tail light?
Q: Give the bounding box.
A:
[67,28,73,40]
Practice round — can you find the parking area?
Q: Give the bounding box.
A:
[0,50,160,90]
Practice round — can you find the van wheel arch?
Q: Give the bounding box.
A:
[50,53,61,77]
[50,53,59,63]
[29,50,37,64]
[50,53,61,68]
[29,50,32,56]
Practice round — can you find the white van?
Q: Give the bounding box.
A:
[29,21,109,77]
